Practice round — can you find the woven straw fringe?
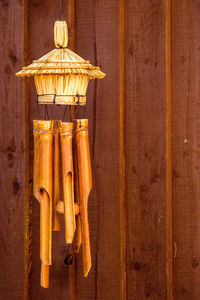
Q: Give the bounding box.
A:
[34,74,89,104]
[16,48,105,79]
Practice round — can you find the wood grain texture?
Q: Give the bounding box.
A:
[172,1,200,298]
[74,0,123,298]
[166,0,173,298]
[119,0,126,299]
[0,0,28,299]
[28,1,72,298]
[124,1,167,299]
[4,0,200,299]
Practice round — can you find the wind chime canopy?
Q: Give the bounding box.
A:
[16,21,106,105]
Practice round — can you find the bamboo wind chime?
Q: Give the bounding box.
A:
[16,20,105,288]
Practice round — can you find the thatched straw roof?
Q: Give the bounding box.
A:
[16,21,105,79]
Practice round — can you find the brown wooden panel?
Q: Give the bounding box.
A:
[124,1,168,299]
[166,0,173,298]
[74,0,123,299]
[0,0,28,299]
[28,1,74,299]
[172,1,200,298]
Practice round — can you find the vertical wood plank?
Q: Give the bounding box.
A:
[124,1,167,299]
[28,1,74,298]
[75,0,123,298]
[119,0,126,299]
[73,2,98,298]
[172,1,200,298]
[166,0,173,298]
[0,0,28,299]
[67,1,76,299]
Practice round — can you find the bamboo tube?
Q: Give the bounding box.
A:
[40,188,51,265]
[73,136,82,253]
[52,120,61,231]
[60,122,76,244]
[41,263,49,288]
[74,215,82,253]
[33,120,40,203]
[38,120,53,288]
[74,119,92,277]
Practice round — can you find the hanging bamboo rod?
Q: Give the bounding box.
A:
[74,119,92,277]
[37,120,53,288]
[52,120,61,231]
[60,122,76,244]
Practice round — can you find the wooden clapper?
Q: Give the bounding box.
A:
[16,20,106,288]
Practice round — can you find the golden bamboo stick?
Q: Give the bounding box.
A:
[33,120,40,203]
[41,263,49,289]
[52,120,61,231]
[73,215,82,253]
[40,189,51,265]
[38,120,53,288]
[74,119,92,277]
[73,135,82,253]
[60,122,76,244]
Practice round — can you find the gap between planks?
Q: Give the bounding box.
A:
[23,0,30,298]
[166,0,173,299]
[119,0,126,299]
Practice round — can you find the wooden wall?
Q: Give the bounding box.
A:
[172,1,200,299]
[0,1,28,299]
[1,0,200,299]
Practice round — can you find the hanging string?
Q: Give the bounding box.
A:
[58,0,63,20]
[74,106,78,120]
[76,105,79,120]
[45,104,50,120]
[83,103,87,119]
[69,106,72,122]
[62,105,68,122]
[36,95,40,120]
[37,101,39,120]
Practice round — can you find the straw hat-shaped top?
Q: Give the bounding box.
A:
[16,21,106,105]
[16,21,105,79]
